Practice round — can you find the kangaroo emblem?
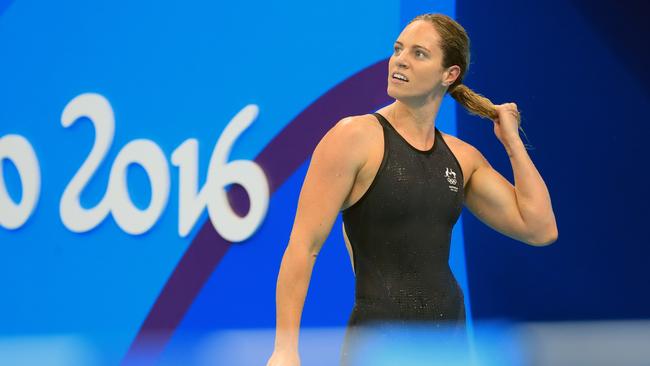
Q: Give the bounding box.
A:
[445,167,459,192]
[445,167,457,185]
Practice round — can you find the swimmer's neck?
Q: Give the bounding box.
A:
[382,94,443,135]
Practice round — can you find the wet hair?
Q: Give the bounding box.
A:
[408,13,496,119]
[409,13,532,147]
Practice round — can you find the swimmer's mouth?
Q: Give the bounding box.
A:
[392,72,409,82]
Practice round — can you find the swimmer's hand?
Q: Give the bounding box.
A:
[492,102,522,145]
[265,349,300,366]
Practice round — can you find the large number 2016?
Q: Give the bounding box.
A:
[0,93,269,242]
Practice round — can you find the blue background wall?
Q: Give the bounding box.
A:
[457,0,650,321]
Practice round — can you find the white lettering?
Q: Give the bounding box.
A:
[172,105,269,242]
[0,135,41,229]
[58,93,267,240]
[110,139,170,235]
[59,93,171,235]
[59,93,115,232]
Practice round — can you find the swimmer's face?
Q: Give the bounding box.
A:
[387,20,459,101]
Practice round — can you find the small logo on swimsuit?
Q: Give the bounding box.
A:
[445,167,459,192]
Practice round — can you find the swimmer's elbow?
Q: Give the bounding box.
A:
[526,226,558,247]
[286,236,323,263]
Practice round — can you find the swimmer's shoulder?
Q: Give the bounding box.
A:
[336,112,382,134]
[437,129,487,178]
[326,113,383,151]
[438,129,474,152]
[312,114,381,171]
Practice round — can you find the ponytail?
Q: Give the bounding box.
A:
[410,13,533,149]
[449,83,498,121]
[450,83,533,149]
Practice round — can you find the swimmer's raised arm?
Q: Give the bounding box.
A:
[266,116,370,366]
[465,103,558,246]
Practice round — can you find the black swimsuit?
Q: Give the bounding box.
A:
[340,112,466,364]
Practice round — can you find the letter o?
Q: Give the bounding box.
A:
[0,135,41,230]
[108,139,170,235]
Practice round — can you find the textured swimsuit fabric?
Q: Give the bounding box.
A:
[340,113,466,365]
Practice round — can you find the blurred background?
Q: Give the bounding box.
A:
[1,0,649,365]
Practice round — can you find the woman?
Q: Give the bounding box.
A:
[266,13,558,366]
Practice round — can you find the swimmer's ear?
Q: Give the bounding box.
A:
[443,65,461,86]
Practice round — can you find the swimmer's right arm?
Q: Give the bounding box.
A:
[266,117,369,366]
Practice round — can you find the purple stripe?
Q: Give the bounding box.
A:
[122,58,392,364]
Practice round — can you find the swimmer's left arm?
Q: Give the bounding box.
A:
[464,103,558,246]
